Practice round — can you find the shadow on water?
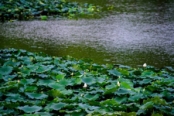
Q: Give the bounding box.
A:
[0,0,174,67]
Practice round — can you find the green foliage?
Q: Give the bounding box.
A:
[0,48,174,115]
[17,105,42,113]
[0,0,101,21]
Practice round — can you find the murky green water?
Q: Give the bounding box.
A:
[0,0,174,67]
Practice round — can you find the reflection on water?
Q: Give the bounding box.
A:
[0,0,174,67]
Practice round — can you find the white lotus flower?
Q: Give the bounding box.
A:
[143,63,147,67]
[83,83,87,88]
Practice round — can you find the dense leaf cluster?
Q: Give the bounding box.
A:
[0,0,100,21]
[0,48,174,116]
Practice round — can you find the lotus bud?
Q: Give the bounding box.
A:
[117,81,120,86]
[83,83,87,88]
[143,63,147,68]
[71,73,74,76]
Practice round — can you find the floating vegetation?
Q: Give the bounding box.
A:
[0,48,174,115]
[0,0,101,21]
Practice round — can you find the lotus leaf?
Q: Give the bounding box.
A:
[37,79,55,86]
[20,79,36,85]
[49,102,67,111]
[2,75,17,81]
[55,74,65,80]
[108,69,121,77]
[82,76,96,85]
[104,83,118,94]
[24,86,38,92]
[100,99,118,107]
[25,92,48,99]
[115,88,134,95]
[48,82,65,90]
[17,105,42,113]
[0,66,13,76]
[84,93,99,101]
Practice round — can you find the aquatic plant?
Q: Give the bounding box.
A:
[0,0,101,21]
[0,48,174,115]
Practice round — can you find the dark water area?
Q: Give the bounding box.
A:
[0,0,174,68]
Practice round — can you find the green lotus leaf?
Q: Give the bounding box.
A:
[60,89,73,95]
[140,101,154,109]
[65,110,85,116]
[128,93,144,102]
[78,103,90,110]
[118,69,129,76]
[20,67,31,76]
[38,74,49,78]
[59,79,70,86]
[34,112,52,116]
[141,70,154,76]
[136,109,146,115]
[84,93,99,101]
[26,65,39,72]
[119,78,133,89]
[37,79,55,86]
[144,97,167,105]
[115,88,133,95]
[82,76,96,85]
[49,102,67,111]
[5,93,24,102]
[139,79,152,85]
[48,89,64,98]
[25,92,48,99]
[35,65,51,73]
[3,60,20,67]
[48,83,65,90]
[55,74,65,80]
[24,86,38,92]
[20,79,36,85]
[100,99,118,107]
[2,75,17,81]
[35,56,45,61]
[165,66,174,72]
[19,56,32,65]
[74,78,82,85]
[66,78,76,86]
[108,69,121,77]
[115,96,127,104]
[17,105,42,113]
[0,66,13,75]
[96,75,106,84]
[0,108,15,115]
[104,83,118,94]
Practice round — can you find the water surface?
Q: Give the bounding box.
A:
[0,0,174,67]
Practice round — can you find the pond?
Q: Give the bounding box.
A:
[0,0,174,68]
